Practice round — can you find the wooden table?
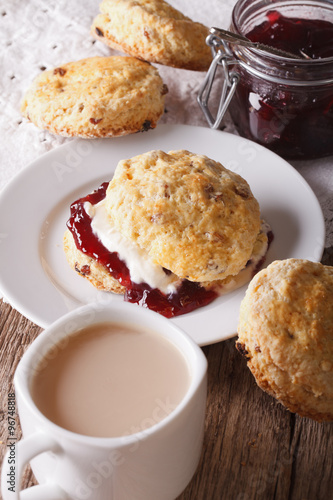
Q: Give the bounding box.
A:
[1,249,332,500]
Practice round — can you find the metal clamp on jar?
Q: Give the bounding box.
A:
[197,32,240,131]
[198,0,333,160]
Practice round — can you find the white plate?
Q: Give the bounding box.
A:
[0,125,325,345]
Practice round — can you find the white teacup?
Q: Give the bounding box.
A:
[1,302,207,500]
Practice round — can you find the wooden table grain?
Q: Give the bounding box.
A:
[1,249,332,500]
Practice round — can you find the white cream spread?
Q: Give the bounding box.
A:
[84,200,180,294]
[85,199,271,296]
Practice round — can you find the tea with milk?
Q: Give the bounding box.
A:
[31,322,191,438]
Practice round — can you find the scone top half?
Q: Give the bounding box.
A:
[105,150,261,283]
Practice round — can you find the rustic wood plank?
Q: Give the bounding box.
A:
[0,302,42,492]
[178,340,333,500]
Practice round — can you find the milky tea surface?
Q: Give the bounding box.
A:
[31,322,191,437]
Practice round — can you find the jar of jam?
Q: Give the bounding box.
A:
[198,0,333,159]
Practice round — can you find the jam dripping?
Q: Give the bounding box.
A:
[247,10,333,59]
[67,183,218,318]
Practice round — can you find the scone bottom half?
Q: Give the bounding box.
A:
[236,259,333,422]
[20,56,167,138]
[64,150,272,318]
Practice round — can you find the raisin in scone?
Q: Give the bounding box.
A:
[21,56,167,138]
[91,0,212,71]
[237,259,333,422]
[64,150,270,317]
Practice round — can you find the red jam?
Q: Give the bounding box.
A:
[228,10,333,159]
[247,10,333,59]
[66,183,218,318]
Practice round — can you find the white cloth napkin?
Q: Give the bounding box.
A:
[0,0,332,302]
[0,0,236,185]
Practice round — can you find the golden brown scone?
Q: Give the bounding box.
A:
[236,259,333,422]
[21,56,167,138]
[201,225,269,290]
[105,150,261,283]
[91,0,212,71]
[63,230,125,294]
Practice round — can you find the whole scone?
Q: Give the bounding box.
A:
[236,259,333,422]
[21,56,167,138]
[91,0,212,71]
[105,150,261,282]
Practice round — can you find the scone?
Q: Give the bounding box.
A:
[91,0,212,71]
[21,56,167,138]
[105,150,261,282]
[64,150,271,317]
[236,259,333,422]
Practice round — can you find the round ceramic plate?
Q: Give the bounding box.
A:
[0,125,325,345]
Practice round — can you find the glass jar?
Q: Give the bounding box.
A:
[199,0,333,159]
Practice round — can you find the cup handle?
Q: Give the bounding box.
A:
[1,431,68,499]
